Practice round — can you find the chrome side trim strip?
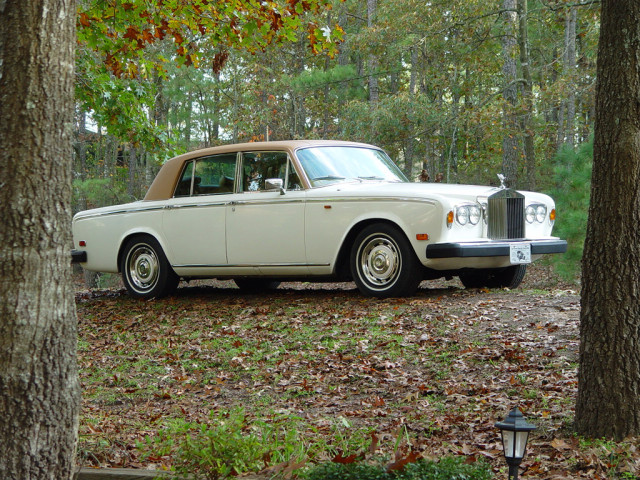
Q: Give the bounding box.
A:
[229,198,305,206]
[166,201,227,209]
[172,263,331,268]
[74,206,165,220]
[74,195,436,220]
[306,196,437,206]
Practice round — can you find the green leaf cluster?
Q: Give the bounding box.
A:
[73,177,131,211]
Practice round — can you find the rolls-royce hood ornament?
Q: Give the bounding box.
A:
[497,173,507,189]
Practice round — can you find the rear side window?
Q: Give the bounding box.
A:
[173,154,237,197]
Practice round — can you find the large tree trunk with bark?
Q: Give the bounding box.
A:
[0,0,80,478]
[517,0,536,191]
[501,0,519,188]
[576,0,640,439]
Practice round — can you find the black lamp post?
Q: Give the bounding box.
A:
[495,408,537,480]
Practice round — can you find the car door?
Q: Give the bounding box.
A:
[162,153,237,268]
[225,151,307,273]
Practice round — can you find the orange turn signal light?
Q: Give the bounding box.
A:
[416,234,429,241]
[446,210,454,226]
[549,209,556,221]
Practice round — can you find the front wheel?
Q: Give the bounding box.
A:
[350,224,422,298]
[459,264,527,289]
[120,236,179,298]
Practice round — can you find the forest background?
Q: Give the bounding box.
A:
[74,0,598,280]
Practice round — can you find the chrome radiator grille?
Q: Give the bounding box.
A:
[487,189,525,239]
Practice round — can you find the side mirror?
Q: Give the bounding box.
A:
[265,178,285,195]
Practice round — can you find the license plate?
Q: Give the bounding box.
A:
[510,243,531,264]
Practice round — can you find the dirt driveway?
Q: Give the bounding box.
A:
[76,267,638,479]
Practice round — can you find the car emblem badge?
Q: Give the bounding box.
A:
[497,173,507,189]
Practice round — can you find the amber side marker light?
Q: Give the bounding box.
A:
[416,234,429,241]
[446,210,454,227]
[549,209,556,221]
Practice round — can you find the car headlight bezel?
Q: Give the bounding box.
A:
[455,203,482,226]
[525,203,548,224]
[525,205,536,224]
[456,206,469,225]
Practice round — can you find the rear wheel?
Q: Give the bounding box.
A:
[459,264,527,289]
[120,236,179,298]
[350,223,422,298]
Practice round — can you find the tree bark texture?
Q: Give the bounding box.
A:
[501,0,519,188]
[576,0,640,439]
[562,7,577,148]
[517,0,536,191]
[0,0,80,477]
[367,0,379,105]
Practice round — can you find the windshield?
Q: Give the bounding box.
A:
[296,146,408,187]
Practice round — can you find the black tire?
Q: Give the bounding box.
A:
[120,235,179,298]
[234,278,281,292]
[350,223,422,298]
[459,264,527,289]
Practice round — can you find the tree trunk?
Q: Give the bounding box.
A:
[561,7,577,148]
[404,46,419,180]
[0,0,80,478]
[367,0,379,105]
[128,145,137,200]
[518,0,536,191]
[576,0,640,439]
[501,0,519,188]
[212,70,221,142]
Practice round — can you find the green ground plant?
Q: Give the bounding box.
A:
[140,409,266,480]
[302,456,493,480]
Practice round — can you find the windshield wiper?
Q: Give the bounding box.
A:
[358,176,385,181]
[310,175,346,181]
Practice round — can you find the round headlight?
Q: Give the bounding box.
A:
[525,205,536,224]
[456,206,469,225]
[536,205,547,223]
[469,205,481,225]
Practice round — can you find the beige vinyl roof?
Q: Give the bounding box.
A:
[143,140,376,201]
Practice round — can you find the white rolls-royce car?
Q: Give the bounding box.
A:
[71,140,567,298]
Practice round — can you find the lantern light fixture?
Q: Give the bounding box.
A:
[495,407,537,480]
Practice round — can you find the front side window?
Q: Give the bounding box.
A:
[173,154,237,197]
[241,152,302,192]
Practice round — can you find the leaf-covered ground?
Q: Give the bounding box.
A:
[75,266,640,479]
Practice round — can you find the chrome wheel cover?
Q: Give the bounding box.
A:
[358,234,401,289]
[127,244,159,293]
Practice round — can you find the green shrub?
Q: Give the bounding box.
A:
[548,139,593,282]
[302,456,493,480]
[141,409,267,480]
